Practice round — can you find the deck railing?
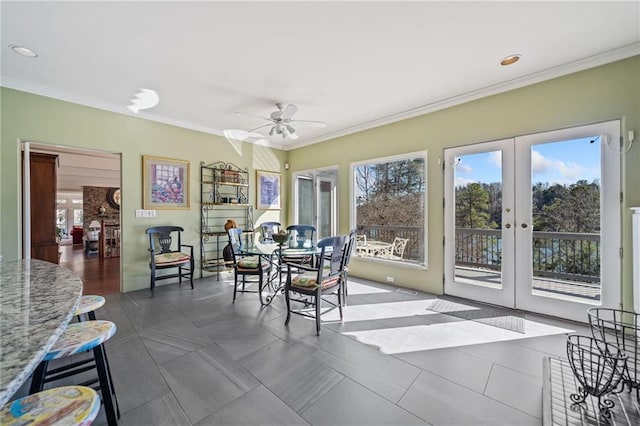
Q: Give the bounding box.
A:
[356,226,600,283]
[455,228,600,283]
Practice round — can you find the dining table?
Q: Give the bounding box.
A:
[240,241,323,306]
[0,259,83,406]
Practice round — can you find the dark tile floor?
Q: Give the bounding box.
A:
[25,274,590,425]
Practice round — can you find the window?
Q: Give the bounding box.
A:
[351,151,427,266]
[56,209,66,237]
[73,209,83,225]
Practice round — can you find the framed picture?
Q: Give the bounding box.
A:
[143,155,190,209]
[256,170,281,210]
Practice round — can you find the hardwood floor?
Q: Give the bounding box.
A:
[59,244,120,295]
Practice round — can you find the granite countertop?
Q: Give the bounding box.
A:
[0,259,82,406]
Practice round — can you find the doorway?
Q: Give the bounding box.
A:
[293,167,338,239]
[444,121,621,322]
[22,142,122,295]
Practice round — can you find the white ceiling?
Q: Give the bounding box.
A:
[2,1,639,150]
[30,145,120,194]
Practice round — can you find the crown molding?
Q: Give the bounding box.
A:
[3,42,639,152]
[286,42,640,150]
[0,77,291,150]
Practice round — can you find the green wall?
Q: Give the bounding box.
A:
[289,56,640,308]
[2,56,639,304]
[0,88,288,292]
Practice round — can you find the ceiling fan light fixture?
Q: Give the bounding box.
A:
[285,125,296,136]
[281,125,291,138]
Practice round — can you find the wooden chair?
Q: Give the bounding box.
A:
[341,230,357,302]
[146,226,194,295]
[380,237,409,260]
[259,221,281,242]
[227,227,272,303]
[284,235,348,335]
[282,224,316,266]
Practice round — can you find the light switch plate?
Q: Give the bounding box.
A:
[136,209,156,218]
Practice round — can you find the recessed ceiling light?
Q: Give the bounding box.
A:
[127,88,159,113]
[500,54,521,66]
[9,45,38,58]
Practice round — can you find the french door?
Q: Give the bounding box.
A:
[444,121,620,322]
[293,168,337,239]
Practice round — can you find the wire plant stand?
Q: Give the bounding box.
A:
[566,335,627,418]
[588,308,640,404]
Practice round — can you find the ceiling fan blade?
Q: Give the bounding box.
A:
[290,119,327,128]
[247,124,272,133]
[235,111,272,121]
[279,104,298,120]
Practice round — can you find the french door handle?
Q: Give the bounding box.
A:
[505,223,511,229]
[521,223,528,228]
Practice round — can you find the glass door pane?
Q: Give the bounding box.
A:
[296,176,313,225]
[317,178,335,238]
[453,152,503,288]
[529,138,602,303]
[444,139,515,308]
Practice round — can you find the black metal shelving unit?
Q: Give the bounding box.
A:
[200,161,253,280]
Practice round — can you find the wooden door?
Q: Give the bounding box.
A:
[29,153,59,263]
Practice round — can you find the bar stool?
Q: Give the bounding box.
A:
[72,295,119,418]
[30,321,119,426]
[1,385,100,425]
[76,295,106,321]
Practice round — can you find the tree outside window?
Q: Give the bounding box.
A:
[352,152,427,265]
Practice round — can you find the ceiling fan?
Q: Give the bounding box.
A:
[236,103,326,140]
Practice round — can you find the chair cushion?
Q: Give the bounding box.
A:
[237,256,269,271]
[75,295,106,316]
[291,271,339,289]
[155,252,191,266]
[45,320,116,360]
[1,386,100,425]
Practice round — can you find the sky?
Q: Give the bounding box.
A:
[454,136,602,187]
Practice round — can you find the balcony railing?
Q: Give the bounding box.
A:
[356,226,600,284]
[455,228,600,283]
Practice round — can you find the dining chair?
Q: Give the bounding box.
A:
[341,229,357,302]
[380,237,409,260]
[284,235,348,335]
[259,221,281,242]
[283,224,316,266]
[227,227,272,303]
[146,226,194,295]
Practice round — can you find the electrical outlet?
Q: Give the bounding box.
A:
[386,276,395,283]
